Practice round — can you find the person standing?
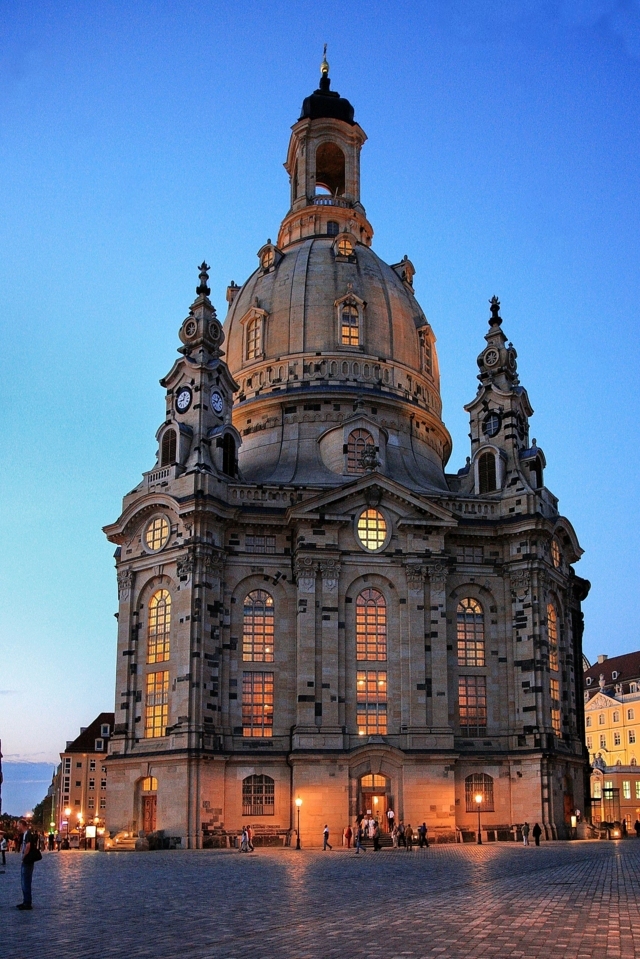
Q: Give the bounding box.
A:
[397,822,406,848]
[0,832,7,866]
[17,819,40,910]
[246,825,254,852]
[634,819,640,838]
[522,822,530,846]
[386,807,395,834]
[405,823,413,851]
[323,824,332,850]
[372,821,381,851]
[532,822,542,847]
[355,823,365,854]
[344,825,352,849]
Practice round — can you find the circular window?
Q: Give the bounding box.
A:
[482,412,501,438]
[356,508,388,552]
[337,235,354,256]
[144,516,170,552]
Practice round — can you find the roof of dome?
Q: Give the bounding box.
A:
[300,74,355,125]
[224,237,430,376]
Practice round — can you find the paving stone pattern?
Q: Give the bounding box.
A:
[2,840,640,959]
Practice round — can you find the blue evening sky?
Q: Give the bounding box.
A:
[1,1,639,769]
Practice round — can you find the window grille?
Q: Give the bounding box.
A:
[457,598,485,667]
[161,429,177,466]
[547,604,558,671]
[242,672,274,737]
[242,590,275,662]
[458,676,487,736]
[347,429,374,474]
[478,451,497,493]
[356,670,387,735]
[341,304,359,346]
[356,509,387,551]
[242,774,275,816]
[246,535,276,554]
[145,672,169,739]
[246,317,262,359]
[148,589,171,664]
[356,589,387,662]
[465,773,494,812]
[550,678,561,735]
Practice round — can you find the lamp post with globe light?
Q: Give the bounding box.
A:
[295,798,302,850]
[475,793,483,844]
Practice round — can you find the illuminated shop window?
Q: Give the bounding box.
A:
[242,590,274,663]
[347,429,374,474]
[242,672,274,738]
[458,676,487,737]
[145,672,169,739]
[356,589,387,662]
[357,670,387,735]
[356,509,387,551]
[464,773,494,812]
[457,598,485,667]
[341,304,359,346]
[148,590,171,664]
[145,516,170,552]
[547,604,559,671]
[242,774,275,816]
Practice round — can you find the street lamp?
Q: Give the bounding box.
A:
[475,793,483,845]
[295,797,302,850]
[64,807,71,841]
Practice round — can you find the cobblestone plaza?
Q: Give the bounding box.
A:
[2,841,639,958]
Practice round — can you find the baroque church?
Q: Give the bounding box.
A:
[104,59,590,846]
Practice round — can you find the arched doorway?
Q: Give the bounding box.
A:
[139,776,158,834]
[359,774,391,830]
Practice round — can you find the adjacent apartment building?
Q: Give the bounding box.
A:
[55,713,114,836]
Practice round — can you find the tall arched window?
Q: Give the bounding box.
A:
[347,429,374,474]
[547,603,558,671]
[465,773,494,812]
[327,220,339,236]
[161,429,177,467]
[246,316,261,360]
[356,589,387,661]
[222,433,237,477]
[148,589,171,664]
[478,451,497,493]
[341,304,359,346]
[242,774,274,816]
[242,590,274,662]
[457,598,485,667]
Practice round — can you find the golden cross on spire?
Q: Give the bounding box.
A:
[321,43,329,76]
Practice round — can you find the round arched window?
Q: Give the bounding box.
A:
[144,516,170,552]
[356,509,388,552]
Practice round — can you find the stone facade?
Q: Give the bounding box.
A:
[104,63,589,847]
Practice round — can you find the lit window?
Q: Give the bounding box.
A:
[614,732,621,746]
[630,730,636,744]
[457,598,485,667]
[145,671,169,739]
[586,736,592,749]
[360,774,387,789]
[347,429,375,474]
[242,774,274,816]
[600,734,606,749]
[458,676,487,737]
[593,780,602,799]
[145,516,170,552]
[356,670,387,735]
[636,781,640,799]
[242,590,275,662]
[356,509,387,551]
[148,589,171,664]
[599,713,605,725]
[261,248,275,270]
[341,304,359,346]
[141,777,158,791]
[547,604,558,671]
[464,773,494,812]
[245,535,276,554]
[623,781,631,800]
[628,709,635,721]
[356,589,387,661]
[242,671,274,737]
[337,235,354,256]
[478,451,496,493]
[246,316,262,360]
[550,678,561,735]
[613,711,620,723]
[551,539,561,568]
[586,716,592,728]
[161,429,177,467]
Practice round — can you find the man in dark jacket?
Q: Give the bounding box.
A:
[532,822,542,847]
[16,819,39,910]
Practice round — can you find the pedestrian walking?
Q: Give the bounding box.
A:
[323,824,332,850]
[0,833,7,866]
[532,822,542,847]
[355,824,365,854]
[344,825,352,849]
[522,822,530,846]
[247,825,254,851]
[16,819,41,910]
[240,827,249,852]
[405,823,413,851]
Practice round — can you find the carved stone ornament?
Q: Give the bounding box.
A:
[177,552,195,580]
[406,564,425,592]
[117,567,134,601]
[509,569,531,599]
[426,562,447,591]
[295,558,318,592]
[320,560,341,591]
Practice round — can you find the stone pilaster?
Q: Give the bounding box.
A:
[294,557,318,733]
[319,560,341,733]
[426,561,449,732]
[405,563,428,734]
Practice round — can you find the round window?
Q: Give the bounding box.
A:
[144,516,170,552]
[356,508,388,552]
[337,235,354,256]
[482,412,501,438]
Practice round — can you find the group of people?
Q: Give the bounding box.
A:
[521,822,543,846]
[239,825,255,852]
[328,814,430,853]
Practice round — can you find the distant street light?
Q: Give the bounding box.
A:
[475,793,483,845]
[295,797,302,850]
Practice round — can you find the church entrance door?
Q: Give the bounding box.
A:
[142,795,157,833]
[362,793,387,830]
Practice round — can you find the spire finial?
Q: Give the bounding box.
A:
[321,43,329,76]
[196,261,210,297]
[489,295,502,327]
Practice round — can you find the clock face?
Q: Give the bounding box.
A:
[484,348,499,367]
[210,390,224,414]
[175,386,192,413]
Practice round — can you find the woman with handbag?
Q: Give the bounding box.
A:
[16,819,42,910]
